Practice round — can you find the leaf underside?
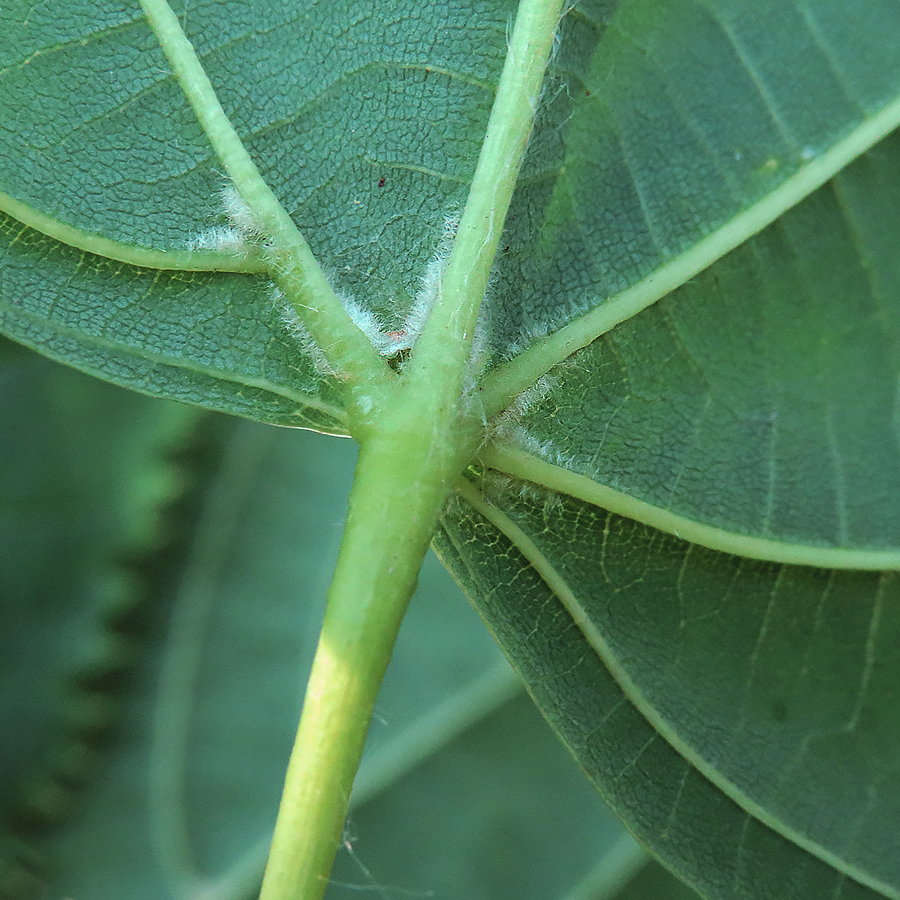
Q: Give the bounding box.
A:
[436,489,900,899]
[490,134,900,554]
[3,0,900,422]
[2,1,900,898]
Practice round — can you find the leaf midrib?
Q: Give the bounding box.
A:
[480,94,900,419]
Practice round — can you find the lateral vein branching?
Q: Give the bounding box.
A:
[408,0,568,407]
[139,0,392,411]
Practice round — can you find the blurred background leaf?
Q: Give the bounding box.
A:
[0,349,695,899]
[0,336,195,894]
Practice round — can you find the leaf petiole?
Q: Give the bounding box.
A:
[139,0,568,897]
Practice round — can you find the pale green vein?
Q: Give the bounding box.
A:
[453,477,900,899]
[140,0,392,398]
[478,441,900,570]
[480,95,900,419]
[407,0,567,394]
[0,190,269,273]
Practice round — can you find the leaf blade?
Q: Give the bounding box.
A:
[437,479,900,899]
[6,1,900,419]
[484,135,900,557]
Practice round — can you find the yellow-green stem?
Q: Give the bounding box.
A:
[138,0,569,897]
[257,413,477,900]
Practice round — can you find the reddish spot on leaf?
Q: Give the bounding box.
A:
[378,177,386,187]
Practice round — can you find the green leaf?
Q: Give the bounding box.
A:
[504,0,900,348]
[4,1,900,421]
[0,0,510,424]
[431,126,900,898]
[0,216,346,429]
[4,1,900,898]
[0,338,194,886]
[436,488,900,899]
[436,118,900,899]
[484,133,900,561]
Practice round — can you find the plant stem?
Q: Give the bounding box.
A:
[257,410,477,900]
[253,0,566,894]
[139,0,569,897]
